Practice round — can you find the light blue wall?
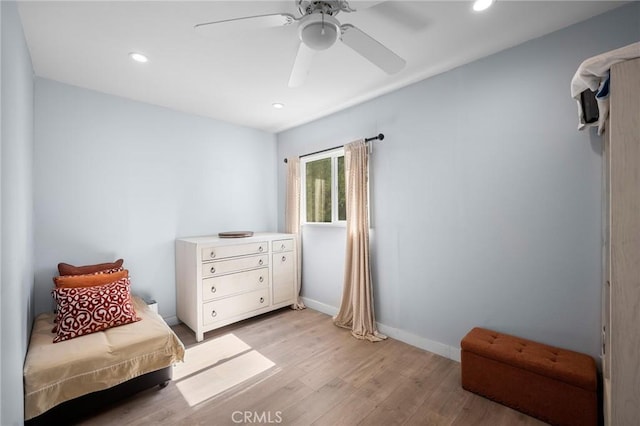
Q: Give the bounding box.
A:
[1,1,35,424]
[277,3,640,360]
[34,79,278,321]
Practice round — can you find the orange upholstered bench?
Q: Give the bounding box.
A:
[460,327,597,426]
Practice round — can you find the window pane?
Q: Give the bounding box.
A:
[305,158,332,222]
[338,156,346,221]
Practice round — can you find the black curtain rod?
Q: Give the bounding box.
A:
[283,133,384,163]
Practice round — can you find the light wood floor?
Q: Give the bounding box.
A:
[79,308,547,426]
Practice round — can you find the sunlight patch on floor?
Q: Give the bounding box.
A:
[173,333,275,407]
[173,333,251,380]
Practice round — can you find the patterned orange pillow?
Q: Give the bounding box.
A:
[53,269,128,288]
[57,259,124,276]
[52,277,140,343]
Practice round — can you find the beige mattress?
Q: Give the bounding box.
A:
[23,296,185,420]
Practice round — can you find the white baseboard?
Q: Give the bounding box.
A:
[301,296,461,363]
[163,315,179,326]
[301,297,339,317]
[376,323,461,362]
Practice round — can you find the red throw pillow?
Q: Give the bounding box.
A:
[51,277,140,343]
[57,259,124,276]
[51,270,128,333]
[53,269,129,289]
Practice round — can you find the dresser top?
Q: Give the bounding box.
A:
[176,232,293,245]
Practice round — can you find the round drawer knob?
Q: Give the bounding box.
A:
[281,244,285,250]
[210,266,216,274]
[211,286,216,293]
[210,251,216,258]
[282,256,286,262]
[260,297,264,303]
[259,276,264,283]
[258,259,264,266]
[211,310,217,317]
[258,246,264,252]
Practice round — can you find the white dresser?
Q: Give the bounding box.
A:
[175,233,296,341]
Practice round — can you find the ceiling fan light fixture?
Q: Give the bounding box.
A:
[298,14,340,51]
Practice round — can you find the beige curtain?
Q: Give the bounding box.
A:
[333,140,386,342]
[285,157,305,310]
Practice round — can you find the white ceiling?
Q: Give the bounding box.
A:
[18,1,626,133]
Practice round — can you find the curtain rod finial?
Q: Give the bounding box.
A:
[284,158,288,164]
[378,133,384,141]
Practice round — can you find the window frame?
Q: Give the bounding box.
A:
[300,148,346,226]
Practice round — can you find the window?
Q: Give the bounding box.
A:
[301,149,346,224]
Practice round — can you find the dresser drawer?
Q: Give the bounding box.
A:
[202,255,268,278]
[272,238,294,253]
[203,288,270,326]
[202,268,269,302]
[201,241,267,261]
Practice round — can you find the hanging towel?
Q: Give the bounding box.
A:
[571,41,640,134]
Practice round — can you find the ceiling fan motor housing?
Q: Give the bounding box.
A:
[297,0,354,16]
[298,13,341,50]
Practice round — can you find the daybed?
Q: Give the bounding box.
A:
[24,296,185,424]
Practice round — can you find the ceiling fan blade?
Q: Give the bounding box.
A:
[288,42,316,88]
[340,24,405,74]
[195,13,296,36]
[349,1,387,10]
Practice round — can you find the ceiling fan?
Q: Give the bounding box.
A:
[194,0,406,87]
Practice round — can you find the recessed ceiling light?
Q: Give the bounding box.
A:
[473,0,495,12]
[272,103,284,109]
[129,52,148,63]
